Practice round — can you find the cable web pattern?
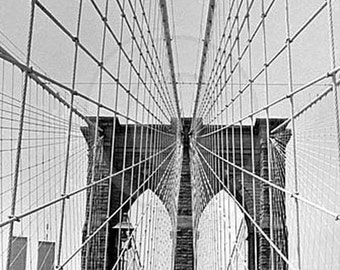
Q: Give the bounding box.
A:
[0,0,181,269]
[191,0,340,269]
[0,0,340,269]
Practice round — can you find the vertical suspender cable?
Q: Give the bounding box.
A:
[326,0,340,180]
[245,0,258,267]
[192,0,216,130]
[85,0,109,267]
[116,1,128,267]
[283,1,301,269]
[260,0,274,268]
[6,2,35,269]
[56,0,83,266]
[159,0,181,125]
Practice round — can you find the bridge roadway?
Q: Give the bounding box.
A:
[174,118,194,269]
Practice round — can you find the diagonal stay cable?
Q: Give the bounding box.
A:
[89,0,176,120]
[192,0,216,130]
[193,142,298,270]
[109,153,177,270]
[0,141,176,228]
[198,69,340,138]
[0,50,174,137]
[0,45,99,131]
[202,1,328,126]
[34,0,170,124]
[195,140,340,220]
[271,83,339,134]
[159,0,182,123]
[58,144,177,269]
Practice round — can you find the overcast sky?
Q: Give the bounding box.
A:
[1,1,340,269]
[1,0,339,118]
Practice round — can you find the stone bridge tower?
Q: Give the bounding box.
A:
[80,117,289,270]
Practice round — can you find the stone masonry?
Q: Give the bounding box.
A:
[174,118,194,269]
[80,117,289,270]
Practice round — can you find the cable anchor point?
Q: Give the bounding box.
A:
[8,215,21,222]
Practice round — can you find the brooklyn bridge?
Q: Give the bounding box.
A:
[0,0,339,269]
